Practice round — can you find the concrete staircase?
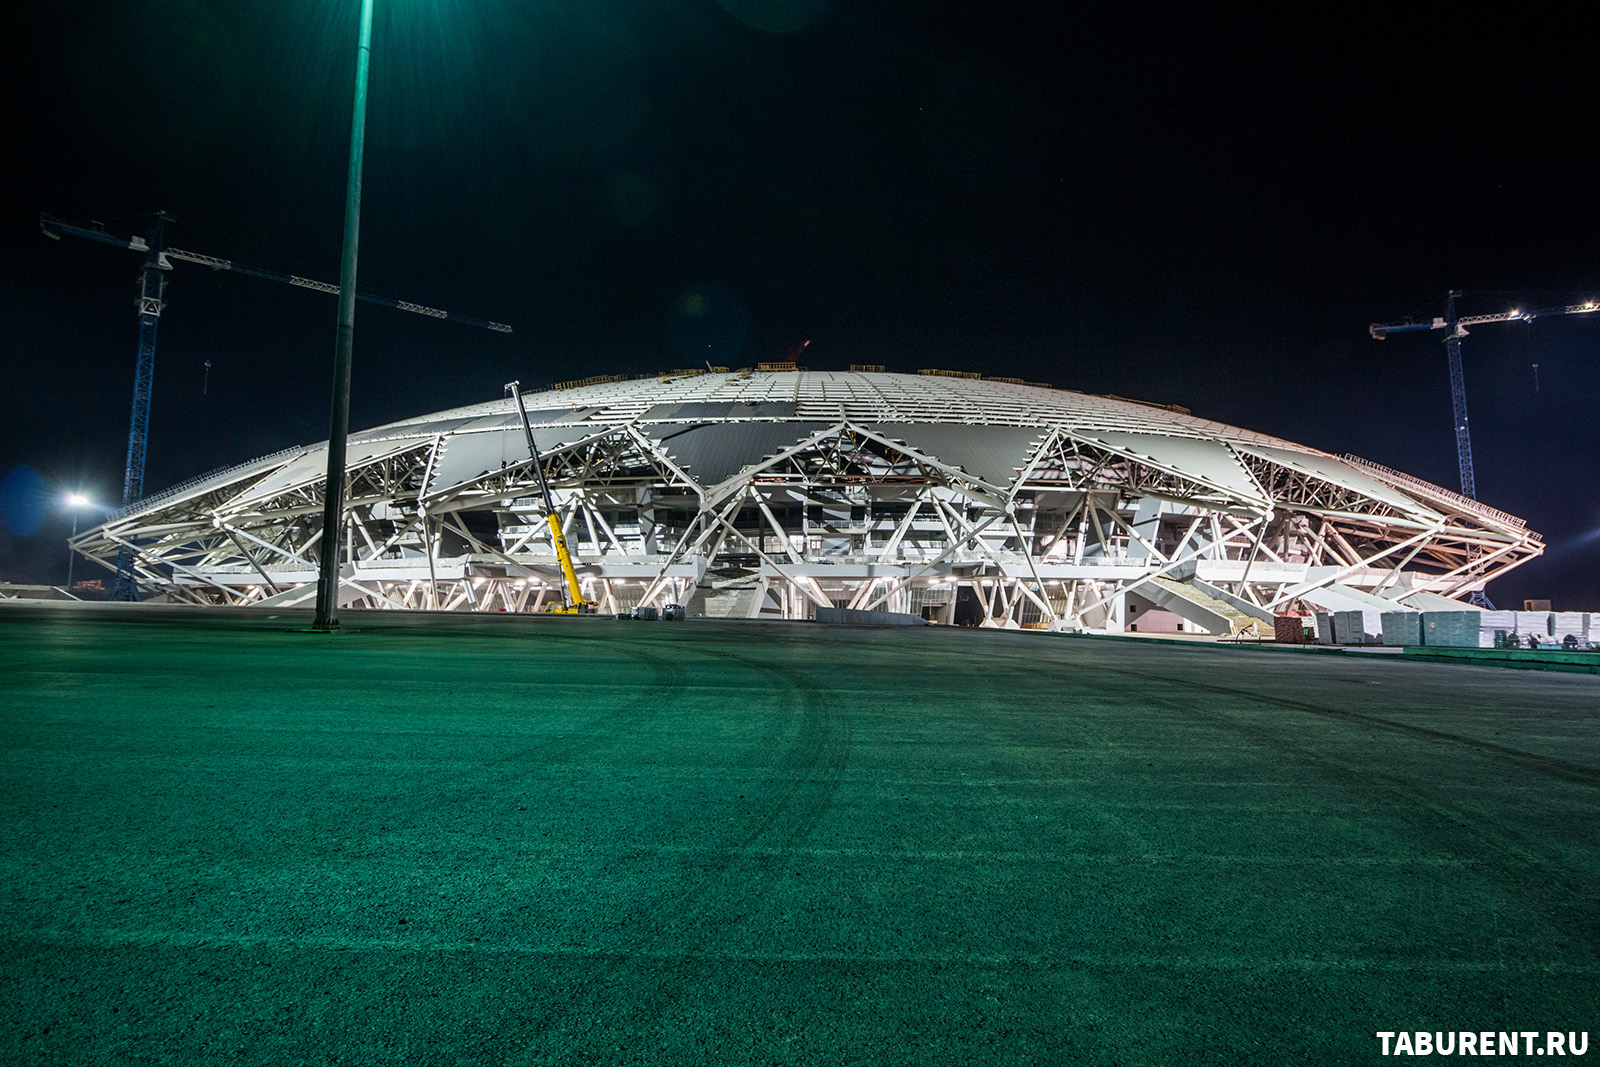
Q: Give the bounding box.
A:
[1139,575,1273,638]
[687,568,762,618]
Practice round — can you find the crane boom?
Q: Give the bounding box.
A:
[1370,299,1598,339]
[41,215,513,332]
[506,381,592,613]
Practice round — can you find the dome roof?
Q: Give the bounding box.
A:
[119,371,1527,537]
[77,369,1539,622]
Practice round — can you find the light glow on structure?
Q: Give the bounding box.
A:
[67,371,1544,634]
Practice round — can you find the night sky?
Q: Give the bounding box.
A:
[4,1,1596,606]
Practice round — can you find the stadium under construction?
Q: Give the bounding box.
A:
[69,369,1548,635]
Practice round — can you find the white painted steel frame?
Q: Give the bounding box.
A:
[69,372,1543,629]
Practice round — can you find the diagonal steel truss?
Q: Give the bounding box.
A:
[69,401,1543,631]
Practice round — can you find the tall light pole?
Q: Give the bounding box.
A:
[313,0,376,631]
[64,492,91,591]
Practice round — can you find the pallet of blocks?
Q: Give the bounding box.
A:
[1420,610,1482,648]
[1331,609,1382,645]
[1273,614,1312,643]
[1380,611,1421,647]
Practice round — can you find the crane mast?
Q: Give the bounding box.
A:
[1443,292,1475,500]
[112,214,170,599]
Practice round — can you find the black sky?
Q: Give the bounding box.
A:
[4,1,1596,606]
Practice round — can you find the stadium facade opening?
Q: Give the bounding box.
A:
[72,370,1542,634]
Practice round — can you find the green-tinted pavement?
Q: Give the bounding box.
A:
[2,604,1596,1065]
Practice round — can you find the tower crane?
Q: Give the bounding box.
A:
[41,211,512,601]
[1371,291,1598,605]
[506,381,594,614]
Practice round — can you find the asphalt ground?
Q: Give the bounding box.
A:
[2,603,1597,1066]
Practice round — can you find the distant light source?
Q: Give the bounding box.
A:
[63,491,95,591]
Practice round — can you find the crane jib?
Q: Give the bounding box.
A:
[42,216,511,334]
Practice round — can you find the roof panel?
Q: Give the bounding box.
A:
[640,422,830,486]
[349,415,478,442]
[641,401,799,421]
[1069,430,1268,505]
[426,425,602,497]
[448,408,599,435]
[1236,444,1439,517]
[228,437,424,506]
[865,424,1047,489]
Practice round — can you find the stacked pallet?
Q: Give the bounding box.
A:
[1420,611,1482,648]
[1381,612,1422,647]
[1274,615,1313,643]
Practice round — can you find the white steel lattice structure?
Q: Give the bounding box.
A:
[70,370,1544,632]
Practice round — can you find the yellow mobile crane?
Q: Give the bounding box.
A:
[506,381,594,613]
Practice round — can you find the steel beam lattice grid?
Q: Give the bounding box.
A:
[69,372,1543,632]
